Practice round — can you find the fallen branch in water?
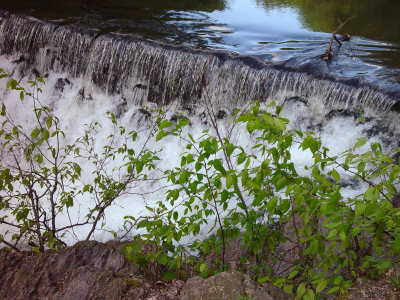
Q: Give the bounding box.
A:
[322,16,355,61]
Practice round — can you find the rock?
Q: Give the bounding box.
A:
[170,114,190,124]
[0,240,139,300]
[32,68,40,77]
[217,110,227,119]
[139,108,151,118]
[199,111,208,125]
[325,108,359,120]
[12,55,25,64]
[180,271,293,300]
[392,101,400,112]
[284,96,308,106]
[55,78,66,92]
[135,83,148,90]
[392,194,400,209]
[115,98,128,118]
[78,87,85,100]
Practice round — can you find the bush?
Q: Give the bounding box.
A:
[0,69,162,251]
[0,69,399,298]
[122,100,400,299]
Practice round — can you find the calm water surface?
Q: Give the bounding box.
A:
[1,0,400,89]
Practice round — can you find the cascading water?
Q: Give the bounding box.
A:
[0,12,398,111]
[0,11,399,246]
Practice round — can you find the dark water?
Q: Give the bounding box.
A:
[1,12,396,113]
[1,0,400,90]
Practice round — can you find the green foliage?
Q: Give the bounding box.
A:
[0,69,163,251]
[1,68,400,299]
[122,100,400,299]
[237,293,255,300]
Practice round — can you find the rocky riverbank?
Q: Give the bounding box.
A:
[0,241,293,300]
[1,240,399,300]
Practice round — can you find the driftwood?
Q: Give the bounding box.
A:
[322,17,355,61]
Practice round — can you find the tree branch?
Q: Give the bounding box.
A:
[322,16,355,61]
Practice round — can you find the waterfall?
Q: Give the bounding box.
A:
[0,11,399,246]
[0,11,398,112]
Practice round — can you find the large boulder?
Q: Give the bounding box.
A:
[180,271,293,300]
[0,240,138,300]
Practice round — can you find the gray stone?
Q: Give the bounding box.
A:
[180,271,293,300]
[0,240,138,300]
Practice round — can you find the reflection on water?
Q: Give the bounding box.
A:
[0,0,399,87]
[256,0,400,70]
[257,0,400,44]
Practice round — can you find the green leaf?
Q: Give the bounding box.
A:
[283,285,293,294]
[46,116,52,129]
[6,79,18,90]
[221,190,229,203]
[123,240,142,254]
[330,169,340,182]
[375,208,386,222]
[304,289,315,300]
[226,143,235,157]
[258,276,269,283]
[394,237,400,251]
[339,231,347,242]
[383,180,397,195]
[199,263,207,273]
[354,137,367,148]
[296,283,306,299]
[237,152,246,165]
[73,163,81,176]
[279,199,290,214]
[273,117,286,131]
[325,196,339,214]
[188,133,195,143]
[226,173,236,189]
[35,138,44,146]
[136,161,144,174]
[156,130,168,141]
[178,117,190,127]
[213,159,226,175]
[1,103,6,116]
[159,119,173,130]
[195,162,202,172]
[36,154,43,164]
[266,197,278,212]
[287,270,298,279]
[316,280,327,294]
[275,176,287,191]
[30,128,40,140]
[327,286,339,294]
[301,136,319,154]
[178,170,190,184]
[131,132,137,142]
[246,119,262,133]
[16,208,29,222]
[352,227,361,237]
[157,253,168,265]
[42,129,50,141]
[355,203,366,217]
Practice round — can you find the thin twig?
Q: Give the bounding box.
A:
[322,16,355,61]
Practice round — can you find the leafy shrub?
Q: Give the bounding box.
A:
[1,68,399,299]
[0,69,162,252]
[122,100,400,299]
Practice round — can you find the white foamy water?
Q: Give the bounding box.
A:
[0,43,399,248]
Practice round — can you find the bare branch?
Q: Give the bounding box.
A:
[322,16,355,61]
